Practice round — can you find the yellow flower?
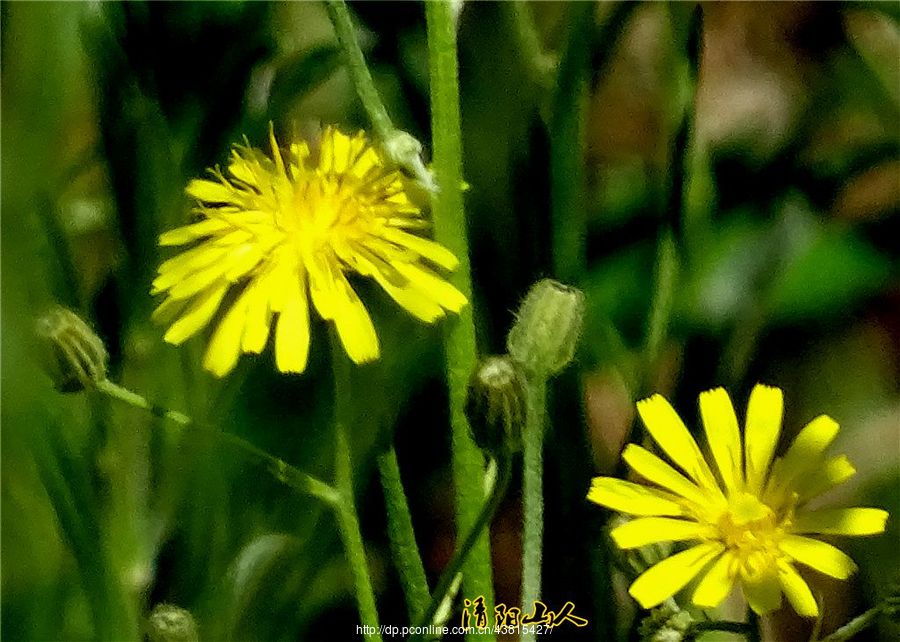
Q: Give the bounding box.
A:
[588,384,889,618]
[151,126,467,377]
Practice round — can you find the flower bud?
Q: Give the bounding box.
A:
[507,279,584,378]
[637,603,693,642]
[35,306,108,393]
[146,604,200,642]
[465,356,527,456]
[383,129,437,193]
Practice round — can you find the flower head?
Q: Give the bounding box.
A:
[588,384,889,618]
[152,126,467,376]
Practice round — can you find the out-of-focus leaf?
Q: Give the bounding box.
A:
[845,9,900,109]
[220,533,299,640]
[676,214,771,331]
[767,228,892,323]
[267,45,343,117]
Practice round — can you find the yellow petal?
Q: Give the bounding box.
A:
[636,394,719,492]
[186,178,235,203]
[274,276,311,374]
[794,455,856,502]
[610,517,708,549]
[306,253,338,319]
[587,477,685,517]
[370,269,445,323]
[223,245,265,282]
[166,261,232,301]
[152,296,186,326]
[778,415,839,480]
[203,298,249,377]
[269,122,286,179]
[622,444,709,507]
[693,552,737,608]
[742,568,782,615]
[699,387,743,492]
[628,543,724,609]
[778,535,858,580]
[226,152,260,189]
[334,240,446,324]
[333,128,357,174]
[380,227,460,270]
[331,274,379,364]
[777,561,818,617]
[793,508,888,536]
[159,219,229,246]
[394,262,468,313]
[744,384,783,493]
[319,126,339,174]
[241,279,273,354]
[163,284,228,345]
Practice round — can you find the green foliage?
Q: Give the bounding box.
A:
[2,2,898,642]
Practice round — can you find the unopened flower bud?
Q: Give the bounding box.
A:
[465,356,527,456]
[507,279,584,378]
[35,306,108,393]
[383,130,437,193]
[146,604,199,642]
[637,603,693,642]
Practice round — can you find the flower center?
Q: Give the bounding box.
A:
[286,176,372,253]
[718,493,783,579]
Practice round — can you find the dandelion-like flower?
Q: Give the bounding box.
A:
[152,126,467,376]
[588,384,889,618]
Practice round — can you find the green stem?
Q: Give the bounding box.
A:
[325,0,394,142]
[685,620,753,641]
[95,379,339,506]
[641,230,678,388]
[331,347,383,642]
[548,0,592,283]
[325,0,434,189]
[335,427,382,642]
[747,609,761,642]
[377,446,431,622]
[411,456,512,642]
[816,604,883,642]
[425,2,496,639]
[520,379,546,642]
[502,1,555,91]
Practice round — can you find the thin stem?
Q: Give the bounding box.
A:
[520,379,546,642]
[549,0,592,283]
[325,0,394,142]
[334,427,382,642]
[816,604,883,642]
[94,378,339,506]
[641,230,678,388]
[425,2,496,638]
[501,1,555,90]
[411,456,512,642]
[331,347,383,642]
[686,620,754,641]
[325,0,434,190]
[377,446,431,622]
[747,609,761,642]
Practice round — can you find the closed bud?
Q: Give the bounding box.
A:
[465,356,527,456]
[507,279,584,378]
[35,306,108,393]
[383,129,437,193]
[146,604,200,642]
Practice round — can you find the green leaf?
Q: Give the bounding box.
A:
[767,229,892,323]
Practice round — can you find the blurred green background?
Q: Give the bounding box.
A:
[2,2,898,641]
